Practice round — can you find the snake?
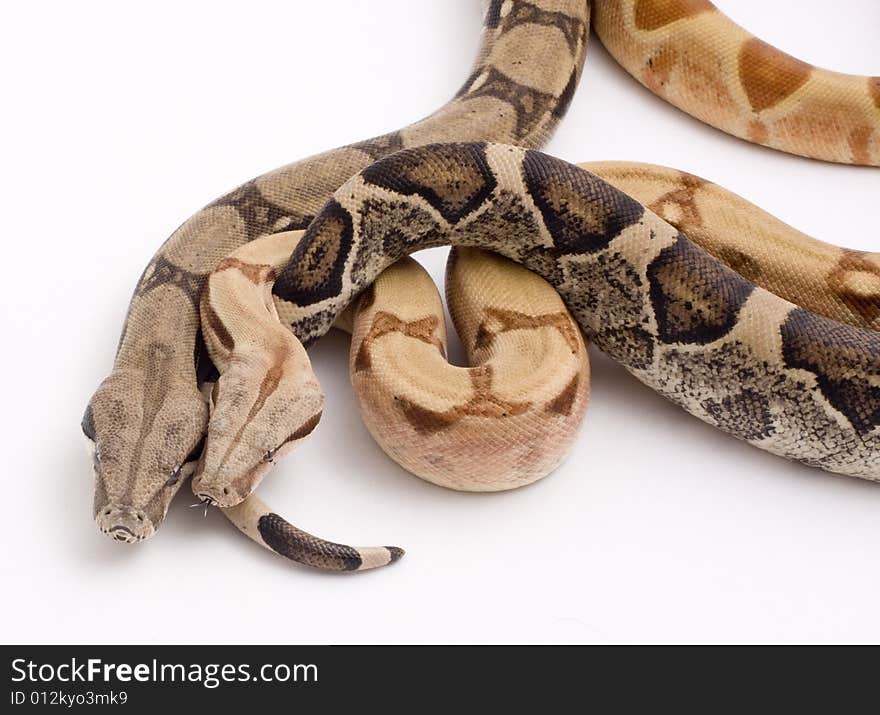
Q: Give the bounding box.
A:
[199,240,589,569]
[200,240,589,496]
[594,0,879,165]
[82,0,878,568]
[197,149,880,566]
[83,0,591,552]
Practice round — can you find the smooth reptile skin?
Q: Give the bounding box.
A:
[83,0,877,558]
[203,240,589,496]
[266,143,880,481]
[202,238,589,567]
[594,0,880,165]
[589,161,880,331]
[353,247,589,490]
[82,0,591,546]
[198,148,880,572]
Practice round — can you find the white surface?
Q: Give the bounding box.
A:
[1,0,878,644]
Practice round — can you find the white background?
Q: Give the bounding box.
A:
[1,1,878,644]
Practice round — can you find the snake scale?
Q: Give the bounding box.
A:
[83,0,879,571]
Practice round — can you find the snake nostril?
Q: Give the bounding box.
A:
[223,487,230,495]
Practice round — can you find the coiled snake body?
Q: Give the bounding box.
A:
[274,142,880,486]
[83,0,879,570]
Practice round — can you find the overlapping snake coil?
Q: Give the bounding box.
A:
[84,0,879,571]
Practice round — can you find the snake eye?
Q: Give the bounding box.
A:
[81,406,97,441]
[164,465,182,487]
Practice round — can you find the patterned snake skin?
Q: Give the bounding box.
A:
[595,0,879,165]
[83,0,877,570]
[351,247,590,490]
[201,239,589,496]
[268,142,880,480]
[200,235,589,567]
[199,150,880,568]
[83,0,590,555]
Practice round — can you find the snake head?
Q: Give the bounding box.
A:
[191,339,324,508]
[83,366,209,543]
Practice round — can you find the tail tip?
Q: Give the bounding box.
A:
[386,546,405,563]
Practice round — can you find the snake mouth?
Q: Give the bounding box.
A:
[95,504,155,543]
[106,525,138,543]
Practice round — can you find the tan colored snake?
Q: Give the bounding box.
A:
[83,1,878,570]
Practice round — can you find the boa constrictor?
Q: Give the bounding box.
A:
[84,0,591,551]
[200,241,589,569]
[198,149,880,567]
[201,241,589,496]
[83,0,878,568]
[594,0,879,165]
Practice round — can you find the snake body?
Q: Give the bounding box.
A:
[83,0,590,545]
[203,145,880,568]
[202,237,589,567]
[595,0,880,165]
[202,239,589,497]
[352,247,590,490]
[83,0,878,568]
[266,143,880,480]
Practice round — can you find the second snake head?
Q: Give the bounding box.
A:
[191,339,324,508]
